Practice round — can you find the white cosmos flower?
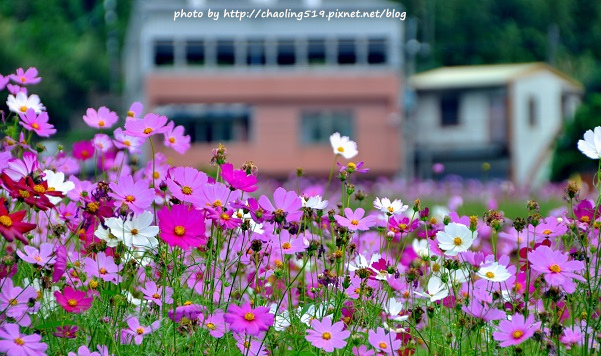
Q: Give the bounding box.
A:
[269,304,291,331]
[302,195,328,210]
[42,170,75,205]
[447,268,470,285]
[95,221,122,248]
[578,127,601,159]
[415,276,449,302]
[384,298,409,322]
[476,262,511,282]
[374,197,408,216]
[436,222,475,256]
[348,253,381,272]
[412,239,430,259]
[7,92,45,114]
[106,211,159,249]
[300,303,332,326]
[329,132,358,159]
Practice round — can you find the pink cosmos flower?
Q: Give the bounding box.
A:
[83,107,118,129]
[112,128,145,154]
[166,166,207,205]
[272,229,307,255]
[72,141,95,161]
[109,174,155,214]
[92,134,113,153]
[224,302,274,336]
[140,281,173,307]
[18,108,56,137]
[0,324,48,356]
[221,163,258,192]
[67,345,107,356]
[52,245,68,282]
[7,84,26,95]
[3,151,40,181]
[120,316,160,345]
[462,299,506,322]
[10,67,42,85]
[163,121,190,154]
[197,182,240,211]
[305,317,350,353]
[54,286,93,314]
[335,208,377,231]
[157,204,206,250]
[16,243,56,266]
[368,327,401,355]
[353,345,375,356]
[527,245,585,293]
[207,208,243,229]
[124,113,168,138]
[0,74,8,90]
[201,310,227,338]
[493,313,540,347]
[258,187,303,223]
[127,102,143,119]
[84,252,122,284]
[0,278,37,323]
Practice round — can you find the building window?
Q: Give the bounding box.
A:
[170,105,251,143]
[528,96,538,126]
[301,109,354,144]
[368,38,387,64]
[440,95,460,126]
[337,38,356,65]
[307,39,326,65]
[154,40,174,66]
[216,40,235,66]
[247,39,266,66]
[277,39,296,66]
[186,40,204,65]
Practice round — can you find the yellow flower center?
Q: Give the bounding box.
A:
[387,206,394,212]
[98,120,105,127]
[174,225,186,236]
[432,263,440,272]
[33,184,46,193]
[347,162,356,170]
[19,190,30,198]
[127,110,135,117]
[220,213,230,221]
[207,322,216,330]
[152,293,160,299]
[153,172,160,179]
[87,202,99,213]
[549,264,561,273]
[213,200,223,208]
[274,260,284,268]
[124,140,131,147]
[9,299,18,306]
[81,150,89,158]
[14,337,24,346]
[89,280,99,289]
[337,146,344,153]
[125,195,136,202]
[0,216,13,227]
[542,229,552,235]
[47,187,56,191]
[350,219,359,226]
[379,342,388,349]
[67,299,78,307]
[19,106,28,113]
[322,332,332,340]
[244,312,255,321]
[99,268,107,275]
[453,237,463,246]
[282,242,291,249]
[20,77,26,83]
[32,123,39,129]
[512,330,524,339]
[399,223,407,231]
[34,255,42,262]
[168,137,176,144]
[183,300,192,306]
[181,186,192,195]
[131,228,139,235]
[581,216,590,223]
[143,127,153,134]
[485,271,495,279]
[136,327,144,335]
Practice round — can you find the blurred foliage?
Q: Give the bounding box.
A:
[550,94,601,182]
[0,0,132,132]
[397,0,601,90]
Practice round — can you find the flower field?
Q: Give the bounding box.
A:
[0,67,599,355]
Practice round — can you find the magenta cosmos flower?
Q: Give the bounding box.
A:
[224,302,274,336]
[54,286,93,314]
[335,208,377,231]
[221,163,258,192]
[109,174,155,214]
[305,317,350,353]
[368,327,401,355]
[157,204,206,250]
[124,113,169,138]
[527,245,585,293]
[0,324,48,356]
[72,141,95,161]
[259,187,303,223]
[493,313,540,347]
[83,107,118,129]
[19,108,56,137]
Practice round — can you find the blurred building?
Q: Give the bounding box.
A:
[124,0,404,177]
[409,63,582,186]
